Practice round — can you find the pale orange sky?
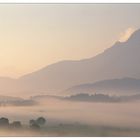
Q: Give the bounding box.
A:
[0,4,139,78]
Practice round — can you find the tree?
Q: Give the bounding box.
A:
[29,119,36,125]
[36,117,46,126]
[30,123,40,130]
[0,117,9,127]
[29,117,46,130]
[11,121,22,128]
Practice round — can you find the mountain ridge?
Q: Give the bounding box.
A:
[1,28,140,94]
[65,77,140,95]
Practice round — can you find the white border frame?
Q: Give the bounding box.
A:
[0,0,139,3]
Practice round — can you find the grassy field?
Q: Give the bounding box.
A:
[0,123,140,137]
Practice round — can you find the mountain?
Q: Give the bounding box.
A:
[0,95,37,106]
[18,29,140,93]
[64,93,120,102]
[63,93,140,103]
[30,92,140,103]
[1,29,140,95]
[65,77,140,95]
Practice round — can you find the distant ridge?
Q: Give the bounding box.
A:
[65,77,140,95]
[1,29,140,95]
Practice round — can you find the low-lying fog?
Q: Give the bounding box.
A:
[1,97,140,129]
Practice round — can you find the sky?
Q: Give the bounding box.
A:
[0,4,140,78]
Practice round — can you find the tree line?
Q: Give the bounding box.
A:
[0,117,46,130]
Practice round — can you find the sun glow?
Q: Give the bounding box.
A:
[119,27,136,42]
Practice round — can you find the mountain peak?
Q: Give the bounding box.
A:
[127,28,140,42]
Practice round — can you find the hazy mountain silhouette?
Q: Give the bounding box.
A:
[63,93,140,103]
[1,29,140,94]
[66,77,140,95]
[18,29,140,92]
[0,95,37,106]
[64,93,120,102]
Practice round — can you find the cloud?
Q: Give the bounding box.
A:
[119,27,136,42]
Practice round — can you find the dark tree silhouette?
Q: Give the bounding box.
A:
[11,121,22,128]
[29,119,36,125]
[36,117,46,126]
[30,123,40,130]
[0,117,9,127]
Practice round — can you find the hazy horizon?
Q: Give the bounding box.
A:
[1,4,140,78]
